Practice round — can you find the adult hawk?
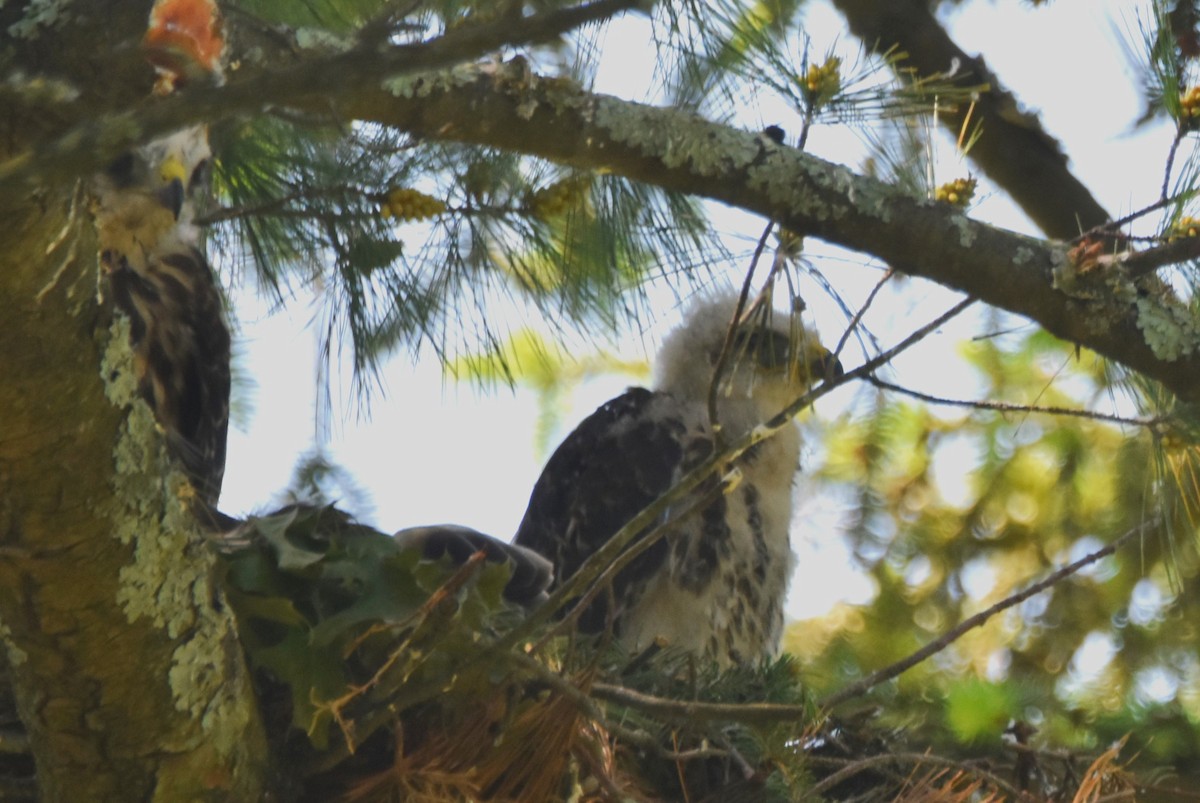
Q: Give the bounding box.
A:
[92,128,231,515]
[514,295,841,666]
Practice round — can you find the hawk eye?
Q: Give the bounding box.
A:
[188,158,211,191]
[105,153,139,188]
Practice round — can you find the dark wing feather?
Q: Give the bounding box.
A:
[513,387,711,633]
[394,524,553,605]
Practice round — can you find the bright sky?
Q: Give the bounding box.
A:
[220,0,1172,622]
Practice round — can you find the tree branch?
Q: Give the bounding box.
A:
[867,375,1162,428]
[311,66,1200,400]
[0,0,641,198]
[817,519,1155,710]
[830,0,1111,238]
[9,18,1200,399]
[588,518,1153,733]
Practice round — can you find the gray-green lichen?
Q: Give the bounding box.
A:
[294,26,353,52]
[1135,295,1200,361]
[947,210,976,248]
[1013,245,1036,266]
[100,317,251,753]
[1049,253,1200,361]
[383,63,486,99]
[5,0,72,39]
[594,95,761,176]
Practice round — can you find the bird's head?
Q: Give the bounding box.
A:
[93,128,212,268]
[654,293,842,419]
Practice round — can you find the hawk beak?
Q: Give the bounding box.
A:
[811,349,844,384]
[155,153,188,220]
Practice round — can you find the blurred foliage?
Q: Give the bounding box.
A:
[786,320,1200,788]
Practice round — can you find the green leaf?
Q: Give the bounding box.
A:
[308,548,431,646]
[252,628,349,750]
[223,585,309,629]
[943,678,1015,744]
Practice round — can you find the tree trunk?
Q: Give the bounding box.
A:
[0,12,270,791]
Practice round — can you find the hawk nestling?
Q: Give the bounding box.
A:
[514,295,841,666]
[92,128,231,514]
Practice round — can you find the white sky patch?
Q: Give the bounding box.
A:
[929,432,978,509]
[1134,665,1179,706]
[959,555,998,602]
[1128,577,1167,628]
[787,485,878,620]
[1066,535,1120,583]
[1059,630,1120,699]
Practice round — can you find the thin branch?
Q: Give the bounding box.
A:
[707,223,774,443]
[818,519,1156,710]
[1116,233,1200,279]
[195,183,374,225]
[867,376,1162,428]
[590,681,810,725]
[1162,127,1188,202]
[806,750,1022,800]
[510,653,729,764]
[1074,191,1196,243]
[832,267,894,363]
[533,469,740,650]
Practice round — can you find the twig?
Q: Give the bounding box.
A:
[321,550,487,751]
[832,267,894,364]
[806,750,1022,800]
[590,682,810,724]
[706,114,820,441]
[194,183,374,225]
[35,181,84,304]
[1116,234,1200,279]
[533,469,741,651]
[1162,128,1188,203]
[1073,191,1195,244]
[867,376,1162,428]
[818,519,1156,710]
[707,223,774,442]
[510,652,728,764]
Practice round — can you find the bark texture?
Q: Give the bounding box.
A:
[0,2,268,799]
[0,185,268,803]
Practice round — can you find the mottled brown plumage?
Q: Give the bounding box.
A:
[514,295,841,666]
[93,129,231,511]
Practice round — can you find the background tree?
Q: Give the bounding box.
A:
[3,0,1200,800]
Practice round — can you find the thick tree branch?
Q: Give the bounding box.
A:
[0,0,640,200]
[831,0,1111,238]
[313,66,1200,400]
